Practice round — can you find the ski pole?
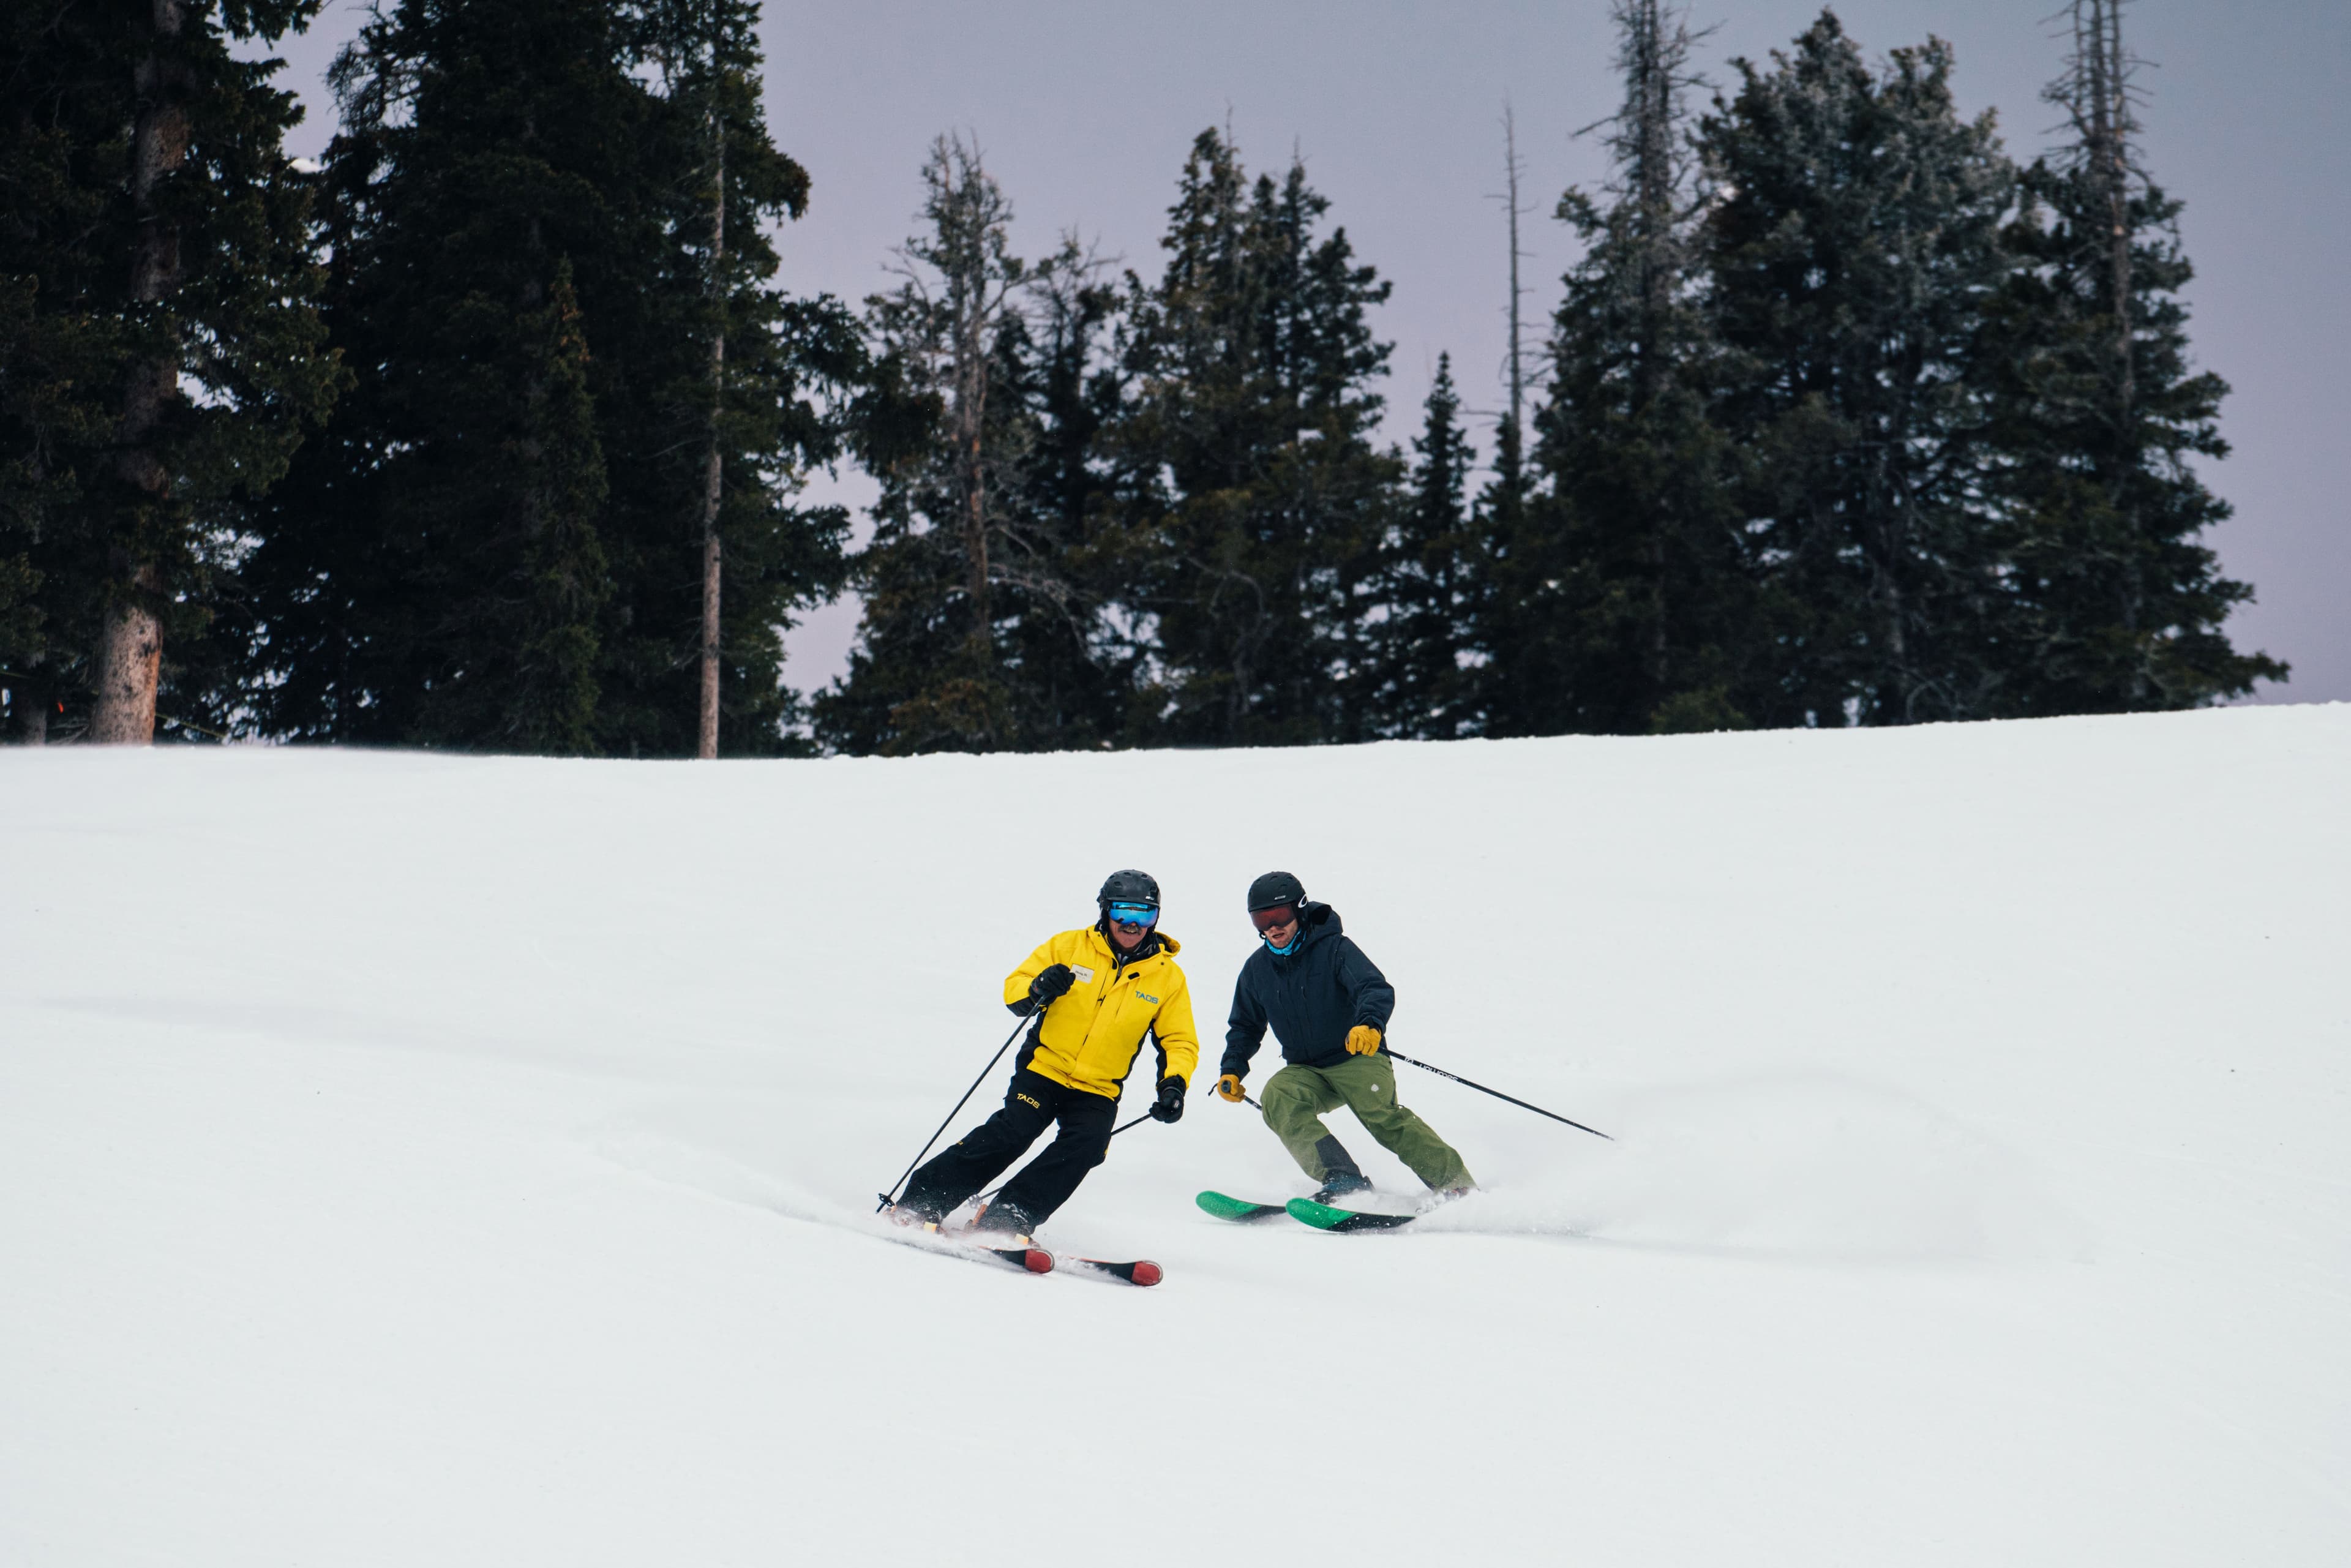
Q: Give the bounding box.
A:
[1379,1047,1613,1141]
[876,1011,1033,1212]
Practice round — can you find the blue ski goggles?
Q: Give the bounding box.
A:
[1105,901,1160,928]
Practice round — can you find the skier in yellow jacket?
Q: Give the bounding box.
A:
[892,870,1200,1236]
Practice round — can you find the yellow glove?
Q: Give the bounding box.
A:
[1217,1073,1247,1103]
[1345,1025,1383,1056]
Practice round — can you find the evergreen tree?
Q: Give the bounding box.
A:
[241,0,853,753]
[1365,356,1480,738]
[595,0,860,757]
[1463,414,1525,735]
[239,0,633,751]
[0,0,340,743]
[1985,0,2282,710]
[816,140,1109,754]
[421,255,612,751]
[1116,129,1398,746]
[1701,12,2017,726]
[1504,0,1745,737]
[988,259,1133,746]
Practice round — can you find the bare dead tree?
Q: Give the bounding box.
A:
[2043,0,2158,693]
[1583,0,1707,408]
[1493,102,1532,446]
[873,135,1031,672]
[1578,0,1709,682]
[2047,0,2144,415]
[985,234,1116,652]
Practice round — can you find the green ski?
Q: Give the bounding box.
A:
[1196,1190,1288,1223]
[1284,1197,1417,1233]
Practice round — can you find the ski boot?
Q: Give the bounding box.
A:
[1310,1172,1374,1206]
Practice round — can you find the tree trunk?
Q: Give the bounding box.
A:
[964,426,988,646]
[697,116,726,760]
[91,565,165,743]
[92,0,192,746]
[2088,0,2134,414]
[1625,0,1680,694]
[958,319,991,668]
[698,467,721,757]
[2076,0,2144,697]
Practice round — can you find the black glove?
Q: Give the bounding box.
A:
[1027,964,1076,1007]
[1149,1076,1186,1123]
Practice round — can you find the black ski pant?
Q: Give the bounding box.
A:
[898,1067,1116,1231]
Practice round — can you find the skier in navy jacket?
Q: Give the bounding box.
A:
[1217,871,1474,1201]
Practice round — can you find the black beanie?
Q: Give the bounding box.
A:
[1246,871,1307,912]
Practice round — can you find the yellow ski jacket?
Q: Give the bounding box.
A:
[1003,926,1200,1101]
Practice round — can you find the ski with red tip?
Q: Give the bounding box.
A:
[972,1242,1056,1273]
[1066,1256,1163,1286]
[879,1216,1055,1274]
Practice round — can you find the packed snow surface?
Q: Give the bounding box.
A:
[5,707,2349,1565]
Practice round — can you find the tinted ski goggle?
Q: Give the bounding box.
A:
[1251,906,1299,934]
[1106,902,1159,928]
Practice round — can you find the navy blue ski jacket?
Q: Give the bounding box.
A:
[1221,903,1396,1078]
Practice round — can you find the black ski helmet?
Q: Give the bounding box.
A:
[1098,869,1161,910]
[1246,871,1306,913]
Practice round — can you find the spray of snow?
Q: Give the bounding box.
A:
[1422,1075,2091,1263]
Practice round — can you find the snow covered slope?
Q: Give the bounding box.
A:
[4,707,2347,1566]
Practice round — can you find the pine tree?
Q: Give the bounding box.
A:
[1365,356,1480,738]
[241,0,854,753]
[0,0,340,743]
[1701,12,2016,726]
[816,139,1106,754]
[1463,410,1524,737]
[238,0,632,751]
[426,257,612,751]
[1116,129,1398,746]
[594,0,860,757]
[1502,0,1745,737]
[987,257,1131,746]
[1985,0,2283,710]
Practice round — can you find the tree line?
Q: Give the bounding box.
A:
[1,0,2282,753]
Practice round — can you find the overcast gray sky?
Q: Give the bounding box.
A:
[263,0,2349,707]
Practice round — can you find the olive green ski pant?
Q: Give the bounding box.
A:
[1259,1054,1474,1192]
